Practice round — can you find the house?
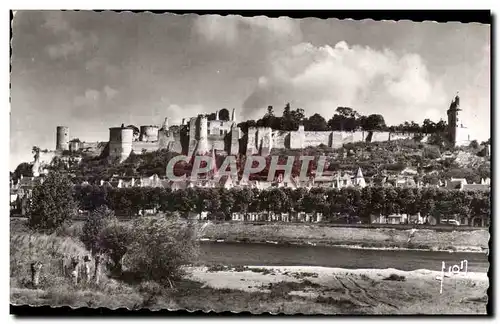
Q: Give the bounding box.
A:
[441,151,455,160]
[445,178,468,189]
[400,167,418,176]
[371,214,408,225]
[231,210,323,223]
[352,168,366,188]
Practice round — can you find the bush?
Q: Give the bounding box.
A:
[123,216,200,286]
[28,172,77,233]
[98,221,133,274]
[383,274,406,281]
[80,206,116,254]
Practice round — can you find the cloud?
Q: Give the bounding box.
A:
[193,14,301,46]
[243,41,448,124]
[163,104,211,124]
[103,85,118,99]
[42,12,98,59]
[74,89,101,106]
[73,86,118,108]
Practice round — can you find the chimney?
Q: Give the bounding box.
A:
[182,118,185,125]
[231,108,236,122]
[215,110,219,120]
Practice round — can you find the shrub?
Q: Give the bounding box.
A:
[97,221,132,274]
[27,172,77,233]
[383,274,406,281]
[80,206,116,254]
[123,216,200,287]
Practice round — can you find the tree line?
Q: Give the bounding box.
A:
[237,104,448,134]
[73,185,490,223]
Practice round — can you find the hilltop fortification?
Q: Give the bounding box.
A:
[37,94,472,164]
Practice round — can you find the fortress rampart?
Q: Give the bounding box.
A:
[48,110,416,162]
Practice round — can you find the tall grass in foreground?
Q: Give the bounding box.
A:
[10,233,91,288]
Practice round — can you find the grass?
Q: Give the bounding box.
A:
[10,218,489,314]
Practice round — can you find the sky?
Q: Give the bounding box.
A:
[10,11,491,169]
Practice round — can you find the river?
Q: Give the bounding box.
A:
[199,242,489,273]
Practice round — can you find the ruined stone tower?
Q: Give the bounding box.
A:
[109,126,133,162]
[56,126,69,151]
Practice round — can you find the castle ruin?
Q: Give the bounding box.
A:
[37,94,472,166]
[49,109,417,163]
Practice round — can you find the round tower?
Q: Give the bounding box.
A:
[196,115,209,154]
[109,127,134,162]
[447,93,467,146]
[56,126,70,151]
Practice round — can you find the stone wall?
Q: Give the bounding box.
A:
[208,120,233,136]
[132,141,159,154]
[370,131,391,143]
[206,135,226,151]
[230,126,239,155]
[158,131,184,153]
[388,132,414,141]
[302,131,331,147]
[273,131,288,149]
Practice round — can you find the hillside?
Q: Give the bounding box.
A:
[14,138,490,186]
[271,139,490,184]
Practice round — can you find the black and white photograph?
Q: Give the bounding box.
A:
[9,9,491,315]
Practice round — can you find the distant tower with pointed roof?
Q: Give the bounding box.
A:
[353,167,366,188]
[447,92,471,146]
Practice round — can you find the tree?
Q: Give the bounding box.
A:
[469,140,479,150]
[123,216,200,287]
[304,113,328,131]
[422,119,436,134]
[280,103,304,131]
[27,172,77,233]
[98,220,133,273]
[13,162,33,180]
[328,107,359,131]
[362,114,386,131]
[427,132,449,149]
[80,206,116,255]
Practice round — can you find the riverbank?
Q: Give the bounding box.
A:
[198,222,490,253]
[11,265,489,314]
[186,265,489,314]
